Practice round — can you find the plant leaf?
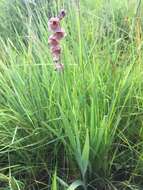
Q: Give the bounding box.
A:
[81,129,90,178]
[67,180,85,190]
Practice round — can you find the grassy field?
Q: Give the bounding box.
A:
[0,0,143,189]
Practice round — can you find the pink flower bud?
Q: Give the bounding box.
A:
[53,54,60,62]
[51,45,61,62]
[51,45,61,54]
[55,63,64,71]
[58,9,66,20]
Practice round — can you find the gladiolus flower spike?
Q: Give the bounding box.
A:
[48,9,66,71]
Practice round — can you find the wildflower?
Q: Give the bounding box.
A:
[51,45,61,62]
[48,35,59,46]
[51,45,61,54]
[48,17,61,32]
[53,28,66,40]
[48,9,66,71]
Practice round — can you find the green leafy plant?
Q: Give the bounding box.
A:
[0,0,143,190]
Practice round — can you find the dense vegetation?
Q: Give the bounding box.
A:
[0,0,143,189]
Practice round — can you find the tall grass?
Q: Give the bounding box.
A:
[0,0,143,189]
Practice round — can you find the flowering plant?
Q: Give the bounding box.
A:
[48,10,66,71]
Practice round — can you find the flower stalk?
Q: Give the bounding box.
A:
[48,10,66,71]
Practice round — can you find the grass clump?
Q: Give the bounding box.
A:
[0,0,143,189]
